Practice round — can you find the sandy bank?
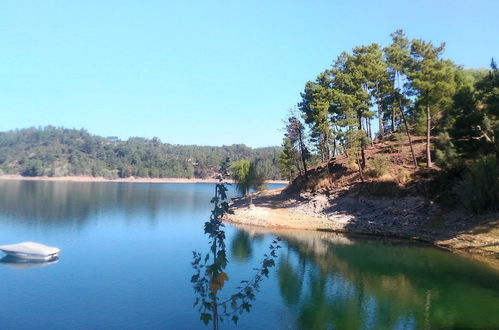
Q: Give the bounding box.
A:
[225,188,499,266]
[0,174,287,185]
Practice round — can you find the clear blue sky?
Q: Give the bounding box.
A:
[1,1,497,147]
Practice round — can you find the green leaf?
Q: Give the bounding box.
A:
[200,313,212,325]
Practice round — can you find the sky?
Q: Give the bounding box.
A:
[1,1,498,147]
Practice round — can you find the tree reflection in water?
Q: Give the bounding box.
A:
[191,159,280,329]
[237,226,499,329]
[230,231,253,262]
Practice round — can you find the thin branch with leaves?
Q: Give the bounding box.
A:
[191,158,281,328]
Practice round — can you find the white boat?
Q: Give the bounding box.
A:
[0,242,60,261]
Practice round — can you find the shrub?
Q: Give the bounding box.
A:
[347,154,357,170]
[454,156,499,214]
[393,132,407,143]
[396,168,412,185]
[435,132,458,168]
[231,160,266,195]
[368,155,390,178]
[21,160,44,177]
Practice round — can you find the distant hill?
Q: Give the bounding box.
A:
[0,126,282,180]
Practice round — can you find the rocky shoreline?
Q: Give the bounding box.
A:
[225,188,499,267]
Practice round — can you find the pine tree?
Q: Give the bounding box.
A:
[298,72,333,162]
[285,114,310,180]
[384,29,418,168]
[408,40,455,168]
[277,138,298,183]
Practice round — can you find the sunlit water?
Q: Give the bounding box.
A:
[0,180,498,329]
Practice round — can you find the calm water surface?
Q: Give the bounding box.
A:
[0,180,498,329]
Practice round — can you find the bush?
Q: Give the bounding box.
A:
[396,168,412,185]
[435,132,458,168]
[393,132,407,143]
[231,160,266,195]
[21,160,44,177]
[347,154,357,170]
[454,156,499,214]
[368,155,390,178]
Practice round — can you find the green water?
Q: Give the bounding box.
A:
[0,180,497,329]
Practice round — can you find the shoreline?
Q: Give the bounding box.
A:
[225,188,499,268]
[0,174,288,185]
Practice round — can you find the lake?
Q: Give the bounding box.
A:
[0,180,498,329]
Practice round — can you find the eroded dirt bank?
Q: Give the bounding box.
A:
[224,188,499,267]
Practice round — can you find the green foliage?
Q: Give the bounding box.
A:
[21,159,45,177]
[283,30,499,214]
[298,76,334,160]
[434,132,458,168]
[191,160,281,327]
[230,160,266,196]
[393,132,407,145]
[454,157,499,214]
[407,40,456,168]
[277,138,298,182]
[0,126,283,180]
[285,114,311,178]
[368,155,389,178]
[443,61,498,160]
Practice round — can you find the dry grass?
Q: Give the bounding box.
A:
[288,133,429,194]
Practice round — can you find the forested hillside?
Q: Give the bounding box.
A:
[277,30,498,214]
[0,127,282,179]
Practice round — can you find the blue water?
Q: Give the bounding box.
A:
[0,180,498,329]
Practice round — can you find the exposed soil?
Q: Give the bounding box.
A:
[225,187,499,267]
[225,134,499,266]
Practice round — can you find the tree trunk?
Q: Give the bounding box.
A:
[358,116,366,169]
[426,103,432,168]
[370,118,374,146]
[295,159,302,176]
[377,99,384,137]
[355,151,365,183]
[298,133,308,180]
[392,77,398,133]
[399,103,418,169]
[319,133,326,163]
[396,71,418,169]
[327,158,333,184]
[324,132,330,160]
[391,106,396,132]
[367,118,373,146]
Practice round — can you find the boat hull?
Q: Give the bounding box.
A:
[0,242,60,261]
[3,251,59,261]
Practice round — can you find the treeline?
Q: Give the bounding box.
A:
[278,30,498,213]
[0,126,283,180]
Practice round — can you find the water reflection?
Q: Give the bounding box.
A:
[0,255,59,270]
[230,231,253,262]
[235,226,499,329]
[1,179,497,328]
[191,163,280,329]
[0,180,211,229]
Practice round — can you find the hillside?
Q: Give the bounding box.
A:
[0,126,282,180]
[287,133,429,194]
[226,134,499,264]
